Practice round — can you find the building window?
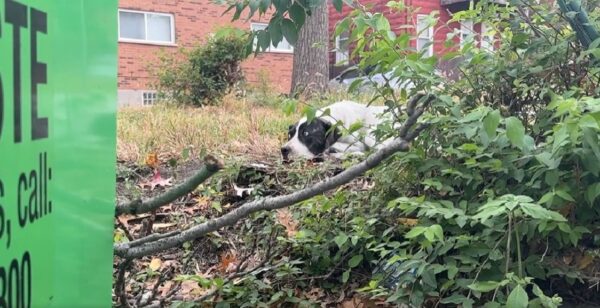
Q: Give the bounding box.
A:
[460,19,474,48]
[480,23,495,51]
[335,31,350,64]
[250,23,294,53]
[119,9,175,45]
[142,91,158,105]
[416,15,434,57]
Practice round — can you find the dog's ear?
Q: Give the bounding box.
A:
[323,121,341,148]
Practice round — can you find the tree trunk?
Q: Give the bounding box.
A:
[290,2,329,97]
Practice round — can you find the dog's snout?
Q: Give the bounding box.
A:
[281,147,290,158]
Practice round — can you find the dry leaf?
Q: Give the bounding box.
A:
[180,280,202,300]
[158,280,174,297]
[218,251,238,274]
[563,254,574,265]
[193,196,211,211]
[145,152,159,169]
[117,216,130,228]
[305,287,325,301]
[139,170,173,191]
[578,254,594,270]
[276,209,299,237]
[152,223,177,231]
[398,218,419,227]
[149,258,162,271]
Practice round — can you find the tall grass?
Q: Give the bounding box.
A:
[117,95,295,163]
[117,88,374,164]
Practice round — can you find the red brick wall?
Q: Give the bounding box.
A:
[118,0,293,93]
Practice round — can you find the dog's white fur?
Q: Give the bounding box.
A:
[283,100,390,159]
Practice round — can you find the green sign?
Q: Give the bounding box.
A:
[0,0,117,307]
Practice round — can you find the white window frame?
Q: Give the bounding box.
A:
[335,31,350,63]
[416,14,434,57]
[460,19,474,48]
[118,9,176,46]
[480,22,495,51]
[142,91,158,106]
[250,23,294,53]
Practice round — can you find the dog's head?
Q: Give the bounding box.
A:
[281,117,340,161]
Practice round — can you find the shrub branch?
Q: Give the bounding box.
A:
[114,95,431,259]
[116,155,224,216]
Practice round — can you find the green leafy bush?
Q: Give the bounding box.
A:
[171,1,600,306]
[155,27,250,106]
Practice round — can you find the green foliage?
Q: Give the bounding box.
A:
[155,27,250,106]
[175,0,600,306]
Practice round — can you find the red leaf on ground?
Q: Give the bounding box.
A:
[139,170,173,191]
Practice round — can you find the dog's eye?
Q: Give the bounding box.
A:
[303,131,309,136]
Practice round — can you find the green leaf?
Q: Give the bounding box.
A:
[288,3,306,29]
[424,229,435,242]
[272,0,290,11]
[520,203,566,222]
[506,117,525,149]
[334,233,348,248]
[538,191,554,204]
[303,105,317,122]
[347,121,363,134]
[535,152,560,169]
[585,183,600,205]
[421,269,437,288]
[430,224,444,241]
[257,30,270,50]
[281,18,298,45]
[506,285,528,308]
[348,254,363,268]
[447,265,458,279]
[468,281,500,292]
[333,0,343,12]
[281,99,297,115]
[342,270,350,283]
[405,226,426,239]
[232,2,245,21]
[374,14,391,32]
[583,127,600,161]
[248,0,260,17]
[268,19,283,45]
[259,0,271,13]
[483,110,501,138]
[555,189,575,202]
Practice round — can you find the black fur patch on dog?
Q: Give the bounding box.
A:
[297,118,341,156]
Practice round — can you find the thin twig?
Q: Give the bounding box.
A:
[116,259,133,308]
[116,155,224,216]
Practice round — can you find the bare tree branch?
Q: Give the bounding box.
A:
[116,155,224,216]
[114,97,432,259]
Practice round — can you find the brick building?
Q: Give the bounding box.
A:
[328,0,502,77]
[117,0,294,106]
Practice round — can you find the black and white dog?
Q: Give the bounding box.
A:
[281,101,390,161]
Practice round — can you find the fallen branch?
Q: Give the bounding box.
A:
[114,94,431,259]
[116,155,224,216]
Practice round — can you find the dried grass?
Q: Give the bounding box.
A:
[117,94,295,163]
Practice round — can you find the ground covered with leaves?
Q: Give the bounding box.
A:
[113,93,395,307]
